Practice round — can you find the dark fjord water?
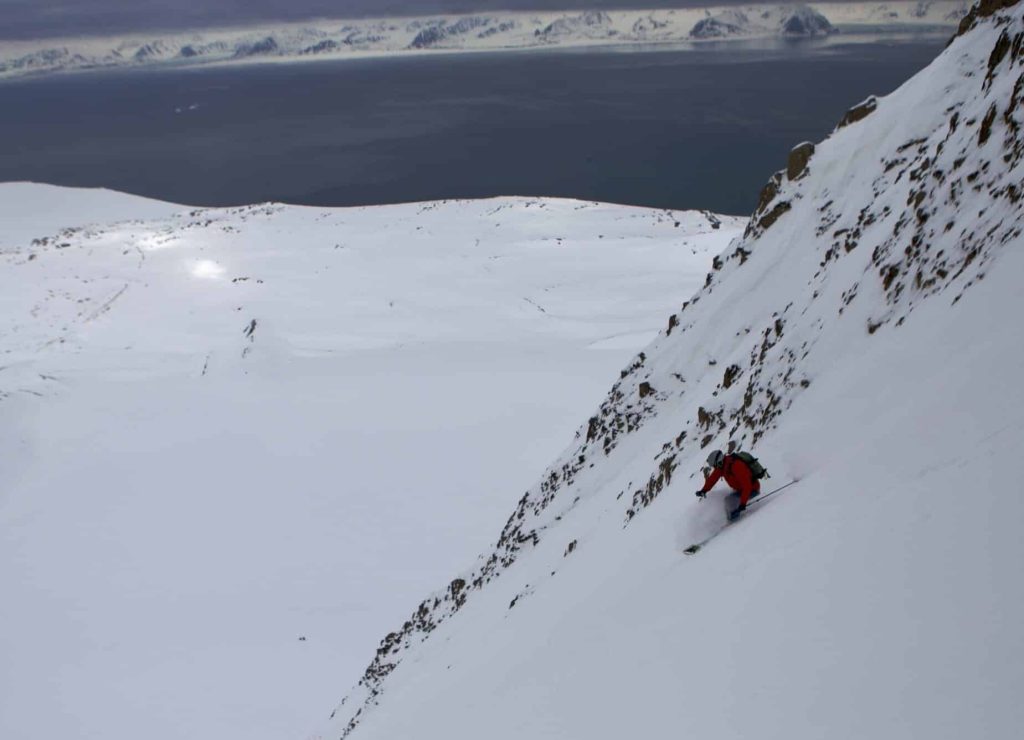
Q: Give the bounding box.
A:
[0,36,945,215]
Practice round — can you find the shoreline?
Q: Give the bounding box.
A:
[0,27,955,86]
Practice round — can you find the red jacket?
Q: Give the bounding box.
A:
[700,455,761,506]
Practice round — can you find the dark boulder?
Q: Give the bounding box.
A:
[787,141,816,180]
[836,96,879,130]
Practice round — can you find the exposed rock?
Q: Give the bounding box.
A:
[133,41,174,61]
[478,21,515,39]
[780,6,838,37]
[986,29,1013,83]
[411,17,490,48]
[302,39,340,55]
[957,0,1021,37]
[234,37,278,58]
[757,201,793,231]
[755,172,784,214]
[745,170,789,238]
[690,11,750,39]
[691,6,835,40]
[632,16,669,35]
[787,141,816,180]
[722,364,742,389]
[979,102,998,144]
[538,11,613,39]
[837,96,879,130]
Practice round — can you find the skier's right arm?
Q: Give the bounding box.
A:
[699,467,722,495]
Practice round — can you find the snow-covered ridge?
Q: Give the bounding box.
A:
[322,1,1024,737]
[0,2,967,80]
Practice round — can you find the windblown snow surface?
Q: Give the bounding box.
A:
[323,4,1024,740]
[0,191,741,740]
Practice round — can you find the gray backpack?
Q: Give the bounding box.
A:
[734,451,769,480]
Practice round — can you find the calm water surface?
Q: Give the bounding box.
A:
[0,36,946,215]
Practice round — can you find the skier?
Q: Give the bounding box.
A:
[695,449,761,520]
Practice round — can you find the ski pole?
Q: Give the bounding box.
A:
[747,479,799,508]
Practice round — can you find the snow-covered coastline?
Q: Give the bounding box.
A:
[0,2,967,81]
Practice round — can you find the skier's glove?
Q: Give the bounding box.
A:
[695,489,706,499]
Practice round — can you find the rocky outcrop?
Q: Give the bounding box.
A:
[478,21,516,39]
[690,6,836,40]
[133,41,175,61]
[302,40,340,55]
[956,0,1020,36]
[410,17,490,48]
[743,165,797,239]
[780,6,838,37]
[690,10,751,39]
[537,11,613,40]
[233,37,279,58]
[787,142,816,180]
[632,16,669,35]
[836,96,879,130]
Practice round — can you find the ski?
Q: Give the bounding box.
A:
[683,479,799,555]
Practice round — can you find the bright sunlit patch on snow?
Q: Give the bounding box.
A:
[190,259,225,279]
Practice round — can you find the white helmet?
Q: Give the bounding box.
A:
[707,450,725,468]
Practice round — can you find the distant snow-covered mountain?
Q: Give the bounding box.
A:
[0,2,967,80]
[690,5,838,39]
[318,2,1024,738]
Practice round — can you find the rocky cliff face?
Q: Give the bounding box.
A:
[536,11,615,40]
[410,17,494,49]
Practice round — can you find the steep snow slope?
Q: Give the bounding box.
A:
[0,189,741,740]
[325,4,1024,739]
